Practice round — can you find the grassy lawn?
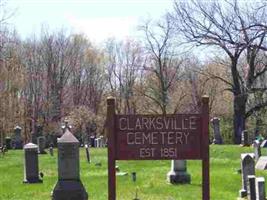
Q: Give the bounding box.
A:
[0,145,266,200]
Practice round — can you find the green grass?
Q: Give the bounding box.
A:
[0,145,266,200]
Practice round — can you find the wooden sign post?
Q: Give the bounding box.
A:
[107,96,210,200]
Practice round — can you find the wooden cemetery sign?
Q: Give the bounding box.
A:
[107,96,210,200]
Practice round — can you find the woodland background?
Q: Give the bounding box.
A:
[1,0,267,144]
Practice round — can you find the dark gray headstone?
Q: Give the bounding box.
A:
[23,143,42,183]
[241,130,250,146]
[255,156,267,170]
[90,136,95,147]
[247,175,256,200]
[49,144,54,156]
[239,153,255,198]
[211,117,223,144]
[5,137,11,149]
[167,160,191,184]
[37,136,47,154]
[256,177,266,200]
[85,144,90,163]
[51,130,88,200]
[12,125,23,149]
[254,140,261,162]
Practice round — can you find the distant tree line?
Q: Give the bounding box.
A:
[0,0,266,144]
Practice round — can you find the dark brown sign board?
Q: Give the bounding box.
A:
[107,96,210,200]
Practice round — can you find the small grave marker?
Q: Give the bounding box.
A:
[255,156,267,170]
[256,177,266,200]
[254,140,261,162]
[85,144,90,163]
[241,130,250,147]
[210,117,223,144]
[37,136,47,154]
[247,175,256,200]
[167,160,191,184]
[23,143,42,183]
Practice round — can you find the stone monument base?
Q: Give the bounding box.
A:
[167,170,191,184]
[23,177,43,184]
[52,180,88,200]
[239,189,247,198]
[212,138,223,144]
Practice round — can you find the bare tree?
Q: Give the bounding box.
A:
[170,0,267,143]
[105,38,144,114]
[139,16,184,115]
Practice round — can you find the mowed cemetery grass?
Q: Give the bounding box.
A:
[0,145,267,200]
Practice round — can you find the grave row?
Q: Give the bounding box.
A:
[238,138,267,200]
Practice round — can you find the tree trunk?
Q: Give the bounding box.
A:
[233,94,247,144]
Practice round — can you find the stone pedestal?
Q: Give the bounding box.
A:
[247,175,256,200]
[23,143,42,183]
[256,177,266,200]
[12,125,23,149]
[37,136,47,154]
[51,130,88,200]
[167,160,191,184]
[241,130,250,146]
[211,117,223,144]
[254,140,261,162]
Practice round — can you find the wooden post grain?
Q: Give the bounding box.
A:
[202,96,210,200]
[107,97,116,200]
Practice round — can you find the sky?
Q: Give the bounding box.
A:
[7,0,174,43]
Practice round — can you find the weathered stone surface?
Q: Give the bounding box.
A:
[247,175,256,200]
[254,140,261,162]
[12,125,23,149]
[256,156,267,170]
[52,180,88,200]
[239,153,255,198]
[51,130,88,200]
[211,117,223,144]
[167,160,191,184]
[241,130,250,147]
[37,136,47,154]
[23,143,42,183]
[256,177,266,200]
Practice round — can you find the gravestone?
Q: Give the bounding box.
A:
[90,136,95,147]
[5,137,11,149]
[32,125,43,144]
[94,138,99,148]
[210,117,223,144]
[254,140,261,162]
[23,143,42,183]
[260,140,267,148]
[167,160,191,184]
[239,153,255,198]
[256,177,266,200]
[241,130,250,146]
[99,136,104,147]
[51,130,88,200]
[85,144,90,163]
[255,156,267,170]
[37,136,47,154]
[49,143,54,156]
[12,125,23,149]
[247,175,256,200]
